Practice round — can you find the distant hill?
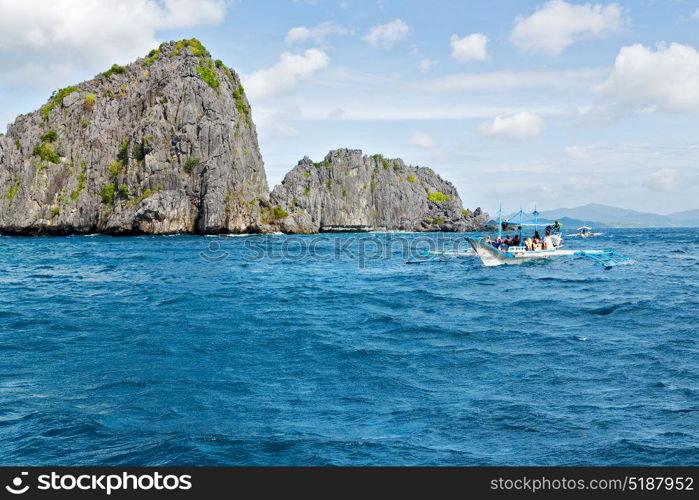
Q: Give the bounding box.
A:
[553,216,610,230]
[503,213,609,230]
[534,203,699,228]
[668,209,699,227]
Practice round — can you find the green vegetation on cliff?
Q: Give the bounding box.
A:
[101,183,116,205]
[173,38,207,57]
[233,85,251,126]
[196,63,220,90]
[40,130,57,143]
[70,161,87,201]
[84,94,96,111]
[427,192,452,203]
[184,157,200,174]
[143,38,208,67]
[41,86,79,121]
[33,142,60,164]
[261,205,289,223]
[102,64,127,78]
[5,178,21,200]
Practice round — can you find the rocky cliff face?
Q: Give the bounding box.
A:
[270,149,488,233]
[0,39,268,235]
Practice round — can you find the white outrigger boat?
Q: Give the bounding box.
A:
[466,206,632,269]
[467,237,629,268]
[406,205,633,269]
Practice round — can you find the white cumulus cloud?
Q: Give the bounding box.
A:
[285,21,351,45]
[595,42,699,115]
[363,19,411,49]
[477,112,546,141]
[244,48,330,99]
[511,0,625,56]
[450,33,489,62]
[408,132,435,149]
[0,0,228,87]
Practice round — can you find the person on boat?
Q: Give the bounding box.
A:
[511,234,520,247]
[553,221,561,232]
[543,234,554,249]
[524,238,533,251]
[498,236,510,251]
[545,225,552,237]
[484,236,493,246]
[494,236,503,248]
[532,232,542,250]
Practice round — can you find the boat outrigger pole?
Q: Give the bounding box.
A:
[497,203,502,240]
[518,205,523,242]
[533,205,539,234]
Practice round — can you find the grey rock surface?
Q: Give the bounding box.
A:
[0,39,268,235]
[270,149,489,233]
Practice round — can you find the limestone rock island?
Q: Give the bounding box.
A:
[269,149,488,233]
[0,39,267,235]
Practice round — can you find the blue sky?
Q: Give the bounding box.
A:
[2,0,699,215]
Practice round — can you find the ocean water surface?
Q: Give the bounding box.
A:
[0,228,697,465]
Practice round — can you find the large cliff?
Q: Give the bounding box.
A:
[270,149,488,233]
[0,39,268,235]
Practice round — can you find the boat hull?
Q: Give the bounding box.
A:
[467,237,578,267]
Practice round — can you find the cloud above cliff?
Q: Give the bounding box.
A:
[285,21,352,45]
[364,19,411,49]
[450,34,489,62]
[594,42,699,115]
[0,0,228,87]
[408,132,436,149]
[477,112,546,140]
[245,48,330,99]
[511,0,625,56]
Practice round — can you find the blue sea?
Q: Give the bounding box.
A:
[0,228,697,465]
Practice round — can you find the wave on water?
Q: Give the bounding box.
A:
[587,304,623,316]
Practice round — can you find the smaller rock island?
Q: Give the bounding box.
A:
[268,149,488,234]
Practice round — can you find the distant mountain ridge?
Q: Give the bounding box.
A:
[533,203,699,228]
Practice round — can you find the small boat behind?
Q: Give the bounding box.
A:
[569,226,604,238]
